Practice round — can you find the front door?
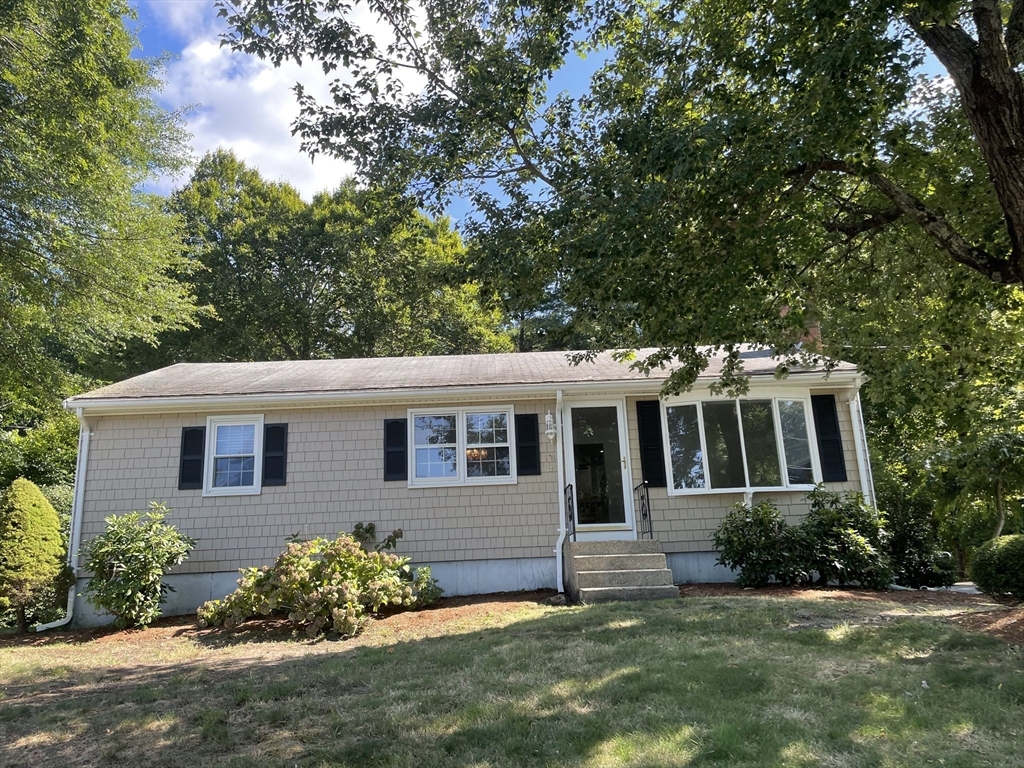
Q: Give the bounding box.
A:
[564,400,636,540]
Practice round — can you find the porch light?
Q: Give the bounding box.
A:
[544,411,556,441]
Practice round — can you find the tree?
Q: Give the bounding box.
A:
[0,478,64,633]
[1,0,199,417]
[218,0,1024,388]
[97,150,511,379]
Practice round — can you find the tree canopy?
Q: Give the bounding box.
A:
[0,0,198,423]
[96,150,512,379]
[218,0,1024,387]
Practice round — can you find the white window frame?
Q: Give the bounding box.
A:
[660,391,822,496]
[203,414,264,497]
[407,406,517,488]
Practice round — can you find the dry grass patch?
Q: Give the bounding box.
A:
[1,589,1021,767]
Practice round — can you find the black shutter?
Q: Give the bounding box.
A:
[811,394,848,482]
[635,400,667,487]
[178,427,205,490]
[515,413,541,476]
[384,418,408,481]
[263,423,288,486]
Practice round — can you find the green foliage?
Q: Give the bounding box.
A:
[0,411,79,489]
[98,151,511,379]
[714,490,892,589]
[878,479,956,589]
[970,535,1024,601]
[197,532,442,637]
[81,503,196,629]
[0,0,198,410]
[801,489,894,590]
[712,502,807,587]
[0,479,65,632]
[351,522,404,552]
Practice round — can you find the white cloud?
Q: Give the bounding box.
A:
[140,1,361,199]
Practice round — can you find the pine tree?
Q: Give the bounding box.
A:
[0,478,65,633]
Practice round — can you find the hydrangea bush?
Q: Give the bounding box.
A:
[197,530,442,637]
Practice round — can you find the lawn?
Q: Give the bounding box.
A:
[1,588,1021,768]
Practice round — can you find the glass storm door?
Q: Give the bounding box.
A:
[566,402,634,533]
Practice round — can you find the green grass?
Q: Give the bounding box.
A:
[1,594,1021,767]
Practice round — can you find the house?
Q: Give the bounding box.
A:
[58,347,872,626]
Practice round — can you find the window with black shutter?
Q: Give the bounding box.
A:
[263,424,288,486]
[635,400,667,487]
[383,418,408,481]
[811,394,848,482]
[178,426,205,490]
[515,413,541,475]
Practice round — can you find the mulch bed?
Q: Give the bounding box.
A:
[4,586,1021,648]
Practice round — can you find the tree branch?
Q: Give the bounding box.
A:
[1007,0,1024,65]
[810,159,1017,282]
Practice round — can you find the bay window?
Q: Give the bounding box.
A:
[661,397,819,494]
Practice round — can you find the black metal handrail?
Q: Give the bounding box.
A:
[634,480,654,540]
[564,483,576,542]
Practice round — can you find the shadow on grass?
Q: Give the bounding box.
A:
[2,598,1022,768]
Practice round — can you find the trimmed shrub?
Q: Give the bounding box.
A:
[0,479,65,632]
[801,489,894,589]
[197,530,443,637]
[712,502,808,586]
[970,535,1024,600]
[713,489,893,589]
[81,503,196,628]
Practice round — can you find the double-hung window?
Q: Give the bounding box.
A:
[409,407,516,486]
[204,415,264,496]
[661,396,818,494]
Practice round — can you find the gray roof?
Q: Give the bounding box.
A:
[68,347,856,404]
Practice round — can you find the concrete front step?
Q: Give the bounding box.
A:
[577,585,680,602]
[576,568,675,589]
[567,540,664,556]
[572,553,668,571]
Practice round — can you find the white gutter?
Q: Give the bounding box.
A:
[553,390,567,593]
[848,396,872,510]
[854,392,877,508]
[35,409,90,632]
[65,370,863,416]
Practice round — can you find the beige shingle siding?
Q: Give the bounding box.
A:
[80,400,558,575]
[79,390,867,576]
[624,390,866,553]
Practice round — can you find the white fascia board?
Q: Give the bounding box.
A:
[64,369,861,416]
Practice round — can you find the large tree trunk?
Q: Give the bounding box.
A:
[16,605,28,635]
[908,0,1024,283]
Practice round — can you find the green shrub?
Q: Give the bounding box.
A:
[712,502,808,586]
[0,478,66,632]
[713,489,893,589]
[197,530,442,637]
[884,502,956,588]
[81,503,196,628]
[801,489,894,589]
[970,535,1024,600]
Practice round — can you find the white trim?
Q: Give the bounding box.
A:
[553,390,566,593]
[660,393,821,496]
[850,393,875,506]
[563,397,636,539]
[407,406,517,488]
[35,409,91,632]
[65,370,862,416]
[203,414,264,497]
[856,392,877,507]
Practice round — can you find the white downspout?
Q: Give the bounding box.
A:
[35,408,90,632]
[848,394,871,509]
[553,389,566,593]
[854,392,876,508]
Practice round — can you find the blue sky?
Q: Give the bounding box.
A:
[131,1,944,214]
[131,0,360,199]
